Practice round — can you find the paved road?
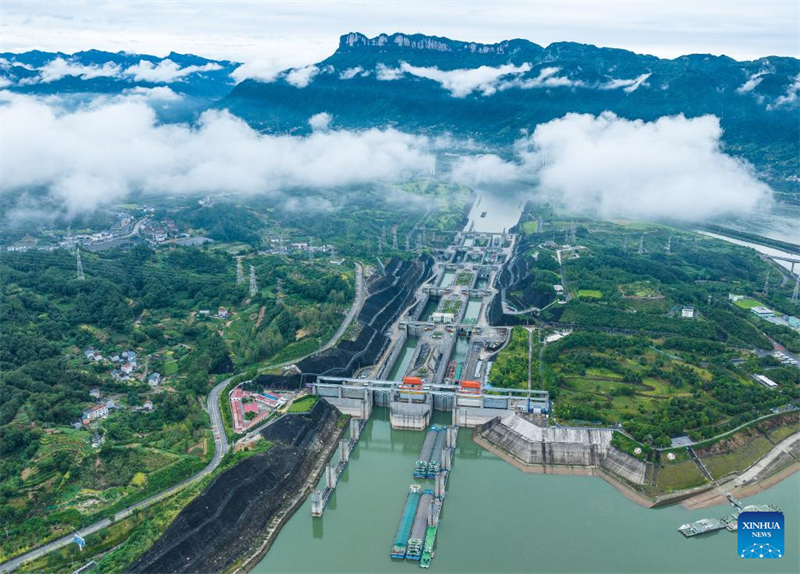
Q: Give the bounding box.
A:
[0,378,232,574]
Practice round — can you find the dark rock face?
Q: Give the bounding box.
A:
[127,401,340,574]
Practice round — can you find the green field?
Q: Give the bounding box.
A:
[655,460,708,491]
[287,396,319,413]
[577,289,603,299]
[163,360,179,375]
[733,298,763,309]
[699,436,773,479]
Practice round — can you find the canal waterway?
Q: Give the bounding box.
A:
[439,271,456,287]
[389,338,418,381]
[462,299,482,324]
[419,298,439,322]
[254,409,799,574]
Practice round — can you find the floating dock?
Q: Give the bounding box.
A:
[392,485,422,559]
[311,418,366,517]
[415,427,439,478]
[678,493,781,538]
[406,490,434,560]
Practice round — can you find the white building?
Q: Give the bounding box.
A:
[681,307,695,319]
[83,403,109,423]
[754,374,778,389]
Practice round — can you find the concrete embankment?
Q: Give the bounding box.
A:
[476,415,649,486]
[127,401,344,574]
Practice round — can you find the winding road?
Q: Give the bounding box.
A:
[0,378,232,574]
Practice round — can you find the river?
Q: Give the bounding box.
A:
[466,192,522,233]
[697,231,798,274]
[253,409,799,574]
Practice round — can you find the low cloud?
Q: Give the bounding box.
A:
[285,65,333,88]
[339,66,367,80]
[376,63,404,81]
[123,59,222,83]
[398,62,532,97]
[230,60,284,83]
[769,73,800,108]
[737,70,768,94]
[450,112,771,221]
[308,112,332,131]
[599,73,651,93]
[0,93,434,219]
[33,57,121,83]
[504,66,583,89]
[122,86,183,101]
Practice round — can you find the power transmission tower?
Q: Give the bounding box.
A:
[249,265,257,297]
[638,234,645,255]
[392,226,398,250]
[66,226,74,252]
[763,270,770,296]
[665,236,672,254]
[707,294,712,315]
[622,237,628,253]
[76,248,85,281]
[377,235,383,255]
[405,234,411,252]
[236,258,244,285]
[569,222,576,245]
[792,276,799,304]
[308,238,313,262]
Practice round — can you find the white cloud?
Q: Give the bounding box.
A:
[502,66,584,90]
[339,66,364,80]
[449,154,522,186]
[230,60,284,84]
[33,57,121,83]
[308,112,332,131]
[600,72,652,93]
[0,77,13,89]
[0,93,434,218]
[122,86,183,101]
[123,59,222,83]
[376,63,404,81]
[737,70,768,94]
[769,74,800,108]
[285,65,320,88]
[398,62,532,97]
[449,112,771,222]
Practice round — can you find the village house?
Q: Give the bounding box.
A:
[82,403,109,425]
[148,372,162,387]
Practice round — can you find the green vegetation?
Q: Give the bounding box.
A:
[453,271,474,286]
[518,213,800,446]
[577,289,603,299]
[287,395,319,413]
[733,298,762,309]
[655,461,708,491]
[489,327,530,389]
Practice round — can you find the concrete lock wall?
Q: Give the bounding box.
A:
[323,397,371,419]
[433,394,455,411]
[390,401,431,430]
[452,406,504,427]
[478,415,648,485]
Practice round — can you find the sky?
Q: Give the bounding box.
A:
[1,0,798,73]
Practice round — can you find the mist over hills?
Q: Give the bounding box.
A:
[1,31,799,200]
[223,33,800,194]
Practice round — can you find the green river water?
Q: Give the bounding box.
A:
[253,409,799,574]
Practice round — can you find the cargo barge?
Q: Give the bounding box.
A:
[420,525,437,568]
[406,490,434,560]
[415,427,439,478]
[391,485,421,559]
[426,428,447,478]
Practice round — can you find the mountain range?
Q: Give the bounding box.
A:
[2,32,798,194]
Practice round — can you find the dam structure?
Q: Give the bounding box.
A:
[313,377,549,430]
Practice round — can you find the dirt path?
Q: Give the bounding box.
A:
[255,306,266,328]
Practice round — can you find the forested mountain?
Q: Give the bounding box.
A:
[222,32,800,193]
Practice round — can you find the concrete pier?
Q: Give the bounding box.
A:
[312,417,368,517]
